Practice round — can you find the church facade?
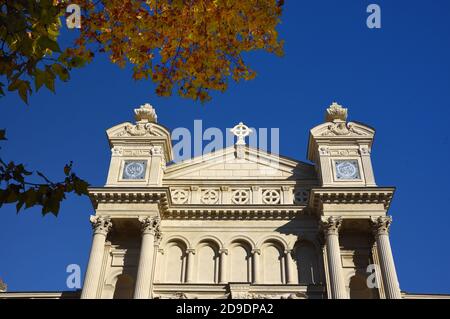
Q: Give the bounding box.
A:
[80,102,400,299]
[2,103,448,299]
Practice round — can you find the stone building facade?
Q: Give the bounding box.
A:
[3,102,447,300]
[80,102,401,299]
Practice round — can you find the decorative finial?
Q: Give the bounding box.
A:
[230,122,252,145]
[134,103,157,123]
[325,102,348,123]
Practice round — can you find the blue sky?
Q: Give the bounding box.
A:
[1,0,450,294]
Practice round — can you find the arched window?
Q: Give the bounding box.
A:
[113,274,134,299]
[294,241,319,284]
[196,243,218,283]
[261,242,283,284]
[164,241,186,283]
[229,242,251,282]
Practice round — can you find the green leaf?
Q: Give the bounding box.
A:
[34,68,46,91]
[17,81,31,104]
[44,66,56,93]
[37,36,61,53]
[23,188,38,209]
[73,178,89,195]
[9,79,31,103]
[51,64,70,82]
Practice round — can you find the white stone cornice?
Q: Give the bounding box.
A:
[88,187,169,210]
[309,187,395,211]
[163,206,311,220]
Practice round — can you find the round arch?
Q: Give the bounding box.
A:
[256,235,288,251]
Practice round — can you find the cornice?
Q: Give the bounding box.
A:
[163,205,311,220]
[308,187,395,210]
[88,186,394,220]
[88,187,169,210]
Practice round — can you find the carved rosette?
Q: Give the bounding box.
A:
[359,146,371,156]
[150,146,166,171]
[89,215,112,235]
[319,146,330,156]
[111,146,123,156]
[139,216,162,242]
[371,216,392,237]
[150,145,163,156]
[320,216,342,236]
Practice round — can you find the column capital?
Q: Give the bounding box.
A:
[139,216,161,237]
[320,216,342,236]
[219,248,228,255]
[186,248,196,255]
[284,249,294,255]
[371,216,392,236]
[89,215,112,235]
[251,248,261,255]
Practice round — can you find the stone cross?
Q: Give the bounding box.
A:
[230,122,252,146]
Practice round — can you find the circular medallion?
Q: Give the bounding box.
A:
[336,161,358,179]
[124,162,145,179]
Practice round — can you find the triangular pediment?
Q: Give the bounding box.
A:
[164,146,316,180]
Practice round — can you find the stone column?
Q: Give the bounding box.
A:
[81,216,112,299]
[251,249,261,284]
[321,216,347,299]
[134,216,161,299]
[185,249,196,283]
[371,216,402,299]
[219,249,228,284]
[285,249,296,284]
